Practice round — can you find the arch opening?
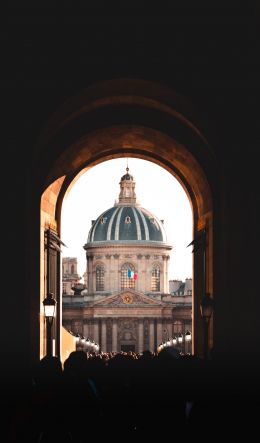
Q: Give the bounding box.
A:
[61,157,193,357]
[35,80,214,363]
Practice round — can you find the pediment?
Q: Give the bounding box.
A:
[93,289,163,307]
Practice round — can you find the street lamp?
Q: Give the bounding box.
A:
[42,292,56,357]
[200,292,214,359]
[177,333,183,344]
[185,330,192,342]
[176,332,184,353]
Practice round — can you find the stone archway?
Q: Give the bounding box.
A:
[28,79,215,363]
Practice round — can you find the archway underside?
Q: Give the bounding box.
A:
[41,124,213,359]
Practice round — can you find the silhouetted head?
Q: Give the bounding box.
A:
[140,350,153,359]
[34,356,62,387]
[63,350,89,378]
[157,346,181,361]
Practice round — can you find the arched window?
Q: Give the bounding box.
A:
[121,263,135,290]
[96,265,105,291]
[71,264,74,274]
[151,265,160,291]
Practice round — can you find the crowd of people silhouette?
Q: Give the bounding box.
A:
[5,348,258,442]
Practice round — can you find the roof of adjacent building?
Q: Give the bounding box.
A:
[171,278,192,296]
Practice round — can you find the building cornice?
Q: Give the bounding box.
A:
[84,241,172,250]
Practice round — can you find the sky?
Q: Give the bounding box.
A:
[61,158,193,282]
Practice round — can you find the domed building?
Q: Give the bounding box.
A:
[62,168,192,353]
[86,167,171,295]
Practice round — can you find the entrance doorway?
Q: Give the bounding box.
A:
[121,344,135,353]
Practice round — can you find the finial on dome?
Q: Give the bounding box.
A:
[126,158,129,173]
[117,161,137,205]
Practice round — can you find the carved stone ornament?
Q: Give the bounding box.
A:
[122,294,133,304]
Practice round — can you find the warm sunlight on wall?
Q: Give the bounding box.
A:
[61,327,76,365]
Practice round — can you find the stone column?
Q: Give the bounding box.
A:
[139,254,145,292]
[136,254,142,292]
[149,319,155,352]
[113,254,120,292]
[112,319,118,352]
[138,320,144,354]
[83,321,89,338]
[157,319,162,346]
[101,319,107,353]
[87,255,94,293]
[93,319,99,344]
[105,254,111,292]
[162,255,166,293]
[167,320,172,339]
[144,255,150,293]
[165,255,170,293]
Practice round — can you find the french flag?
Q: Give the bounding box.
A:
[128,269,138,279]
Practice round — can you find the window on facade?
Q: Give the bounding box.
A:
[71,264,74,274]
[121,263,135,290]
[151,266,160,291]
[96,265,105,291]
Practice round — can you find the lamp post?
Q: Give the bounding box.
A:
[176,332,182,353]
[43,292,56,357]
[200,293,214,359]
[185,330,192,354]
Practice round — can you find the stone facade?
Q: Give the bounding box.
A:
[62,168,192,353]
[85,245,171,295]
[63,289,192,353]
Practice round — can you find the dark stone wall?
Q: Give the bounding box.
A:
[1,2,259,394]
